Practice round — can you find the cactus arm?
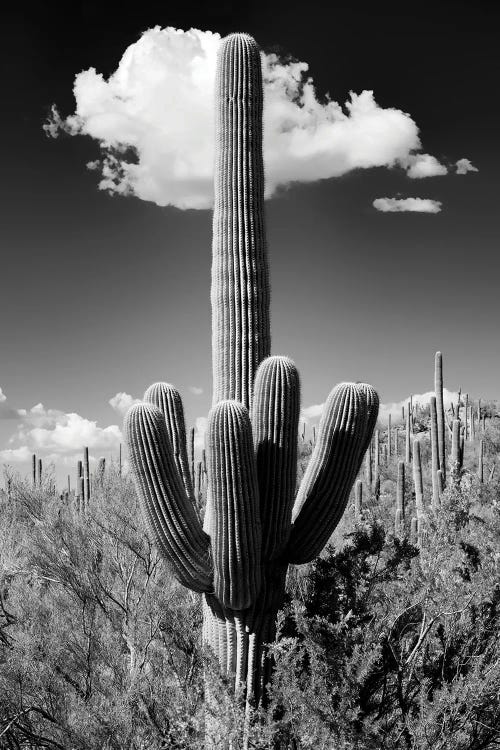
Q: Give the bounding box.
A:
[207,400,262,609]
[125,403,213,593]
[144,382,195,503]
[211,33,270,409]
[251,355,300,561]
[287,382,378,565]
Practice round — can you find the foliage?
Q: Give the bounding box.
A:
[1,420,500,748]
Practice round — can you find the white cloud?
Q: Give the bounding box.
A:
[44,26,456,210]
[189,386,203,396]
[109,391,141,416]
[403,153,448,179]
[456,158,478,175]
[301,403,325,422]
[193,416,208,451]
[373,197,442,213]
[0,446,32,463]
[0,405,122,463]
[0,388,27,419]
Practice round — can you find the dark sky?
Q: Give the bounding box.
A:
[0,0,498,479]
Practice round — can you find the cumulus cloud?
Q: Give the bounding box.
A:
[193,416,208,451]
[189,386,204,396]
[301,403,325,422]
[109,391,141,416]
[45,26,464,209]
[456,158,478,175]
[0,388,27,419]
[373,197,442,213]
[0,403,122,464]
[402,153,448,179]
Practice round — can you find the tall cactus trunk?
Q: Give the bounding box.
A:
[211,33,270,410]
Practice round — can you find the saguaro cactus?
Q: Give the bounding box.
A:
[478,438,484,483]
[450,418,462,482]
[429,396,440,509]
[435,351,446,483]
[412,439,424,518]
[125,32,378,732]
[83,447,90,504]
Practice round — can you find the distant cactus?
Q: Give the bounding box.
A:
[450,419,462,482]
[405,405,411,463]
[429,396,440,509]
[437,468,445,498]
[77,476,84,513]
[125,32,379,730]
[83,447,90,504]
[354,479,363,520]
[365,443,372,491]
[96,457,106,487]
[435,352,446,483]
[32,454,36,487]
[410,516,418,545]
[478,439,484,483]
[396,460,405,519]
[412,439,424,518]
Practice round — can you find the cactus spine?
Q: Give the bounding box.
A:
[125,32,378,732]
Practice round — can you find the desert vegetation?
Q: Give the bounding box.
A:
[1,374,500,748]
[1,30,499,750]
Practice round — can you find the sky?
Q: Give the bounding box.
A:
[0,0,498,486]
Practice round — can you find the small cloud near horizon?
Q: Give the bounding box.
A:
[189,386,204,396]
[0,387,29,420]
[373,197,442,214]
[0,401,122,465]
